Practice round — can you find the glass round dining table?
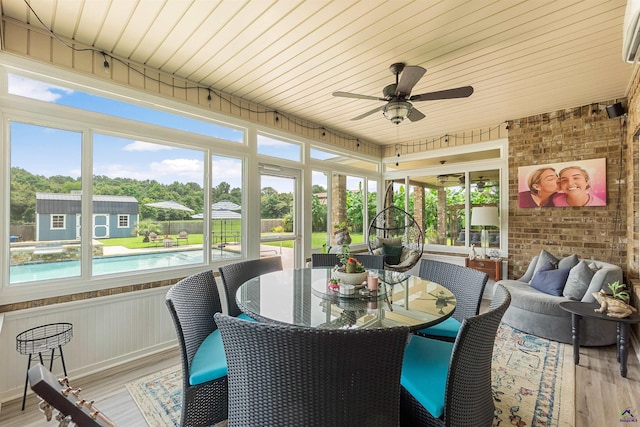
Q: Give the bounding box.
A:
[235,267,456,330]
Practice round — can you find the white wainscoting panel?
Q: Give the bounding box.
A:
[0,287,176,403]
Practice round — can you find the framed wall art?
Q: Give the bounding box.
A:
[518,158,606,208]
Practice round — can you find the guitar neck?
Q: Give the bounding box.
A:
[28,363,116,427]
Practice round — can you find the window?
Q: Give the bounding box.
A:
[398,169,501,250]
[118,215,129,228]
[9,121,83,284]
[51,215,65,229]
[8,74,244,143]
[211,155,243,261]
[257,133,301,162]
[92,134,205,276]
[312,170,329,249]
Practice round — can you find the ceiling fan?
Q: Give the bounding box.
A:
[436,173,464,186]
[332,62,473,125]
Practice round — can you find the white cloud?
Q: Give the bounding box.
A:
[8,74,73,102]
[122,141,175,152]
[212,158,242,187]
[95,158,204,184]
[149,158,204,181]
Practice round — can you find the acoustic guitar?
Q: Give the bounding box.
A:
[28,363,115,427]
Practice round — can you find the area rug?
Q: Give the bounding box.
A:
[126,324,574,427]
[492,324,574,427]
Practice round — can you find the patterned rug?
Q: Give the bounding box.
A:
[126,324,574,427]
[492,324,574,427]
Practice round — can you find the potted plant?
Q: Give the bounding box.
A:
[592,281,637,318]
[331,245,368,285]
[132,219,162,242]
[333,221,352,245]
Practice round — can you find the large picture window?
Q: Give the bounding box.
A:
[9,122,83,284]
[92,134,205,276]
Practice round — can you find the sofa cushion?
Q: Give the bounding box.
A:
[532,249,559,279]
[563,260,595,301]
[558,254,579,270]
[381,244,403,265]
[530,265,571,296]
[497,280,569,317]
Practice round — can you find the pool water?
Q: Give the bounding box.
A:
[10,250,238,284]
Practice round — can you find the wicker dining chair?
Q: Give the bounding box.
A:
[218,256,283,318]
[414,259,489,342]
[311,253,384,270]
[400,284,511,427]
[165,270,228,427]
[214,313,409,427]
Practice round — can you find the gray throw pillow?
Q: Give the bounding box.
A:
[558,254,579,270]
[563,260,595,301]
[533,249,559,278]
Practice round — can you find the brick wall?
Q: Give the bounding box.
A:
[507,102,628,279]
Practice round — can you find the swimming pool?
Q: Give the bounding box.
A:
[10,250,239,284]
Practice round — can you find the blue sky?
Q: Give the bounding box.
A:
[9,74,244,189]
[9,74,366,193]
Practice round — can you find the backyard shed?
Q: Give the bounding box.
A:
[35,192,139,241]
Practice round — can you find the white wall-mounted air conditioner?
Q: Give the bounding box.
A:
[623,0,640,62]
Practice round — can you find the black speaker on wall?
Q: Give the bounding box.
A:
[606,102,625,118]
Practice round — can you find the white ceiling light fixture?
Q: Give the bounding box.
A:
[383,100,413,125]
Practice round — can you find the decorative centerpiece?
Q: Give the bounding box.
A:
[331,245,368,286]
[592,281,638,318]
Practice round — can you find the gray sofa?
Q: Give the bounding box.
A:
[496,254,623,346]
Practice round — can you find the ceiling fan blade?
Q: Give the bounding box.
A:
[407,107,425,122]
[410,85,474,101]
[333,91,384,101]
[351,105,384,120]
[396,66,426,96]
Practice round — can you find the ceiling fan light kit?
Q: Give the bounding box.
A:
[383,101,412,124]
[333,62,473,125]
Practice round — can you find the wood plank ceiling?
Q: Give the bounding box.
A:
[1,0,635,146]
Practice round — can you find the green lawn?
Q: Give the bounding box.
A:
[98,232,361,250]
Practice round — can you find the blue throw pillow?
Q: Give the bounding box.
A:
[381,244,403,265]
[530,265,571,296]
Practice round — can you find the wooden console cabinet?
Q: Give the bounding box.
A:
[465,258,502,281]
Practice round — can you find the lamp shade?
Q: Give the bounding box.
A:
[471,206,499,227]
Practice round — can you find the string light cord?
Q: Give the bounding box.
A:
[21,0,373,148]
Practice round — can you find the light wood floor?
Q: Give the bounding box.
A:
[0,334,638,426]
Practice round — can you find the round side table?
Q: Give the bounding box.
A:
[16,322,73,410]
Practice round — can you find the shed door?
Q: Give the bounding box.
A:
[93,214,109,238]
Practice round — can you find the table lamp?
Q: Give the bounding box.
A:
[470,206,499,259]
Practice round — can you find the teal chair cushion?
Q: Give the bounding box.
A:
[416,316,461,338]
[401,335,454,418]
[237,312,256,321]
[189,329,228,386]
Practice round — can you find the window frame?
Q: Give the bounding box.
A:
[381,140,508,255]
[50,214,66,230]
[117,214,129,228]
[0,57,384,304]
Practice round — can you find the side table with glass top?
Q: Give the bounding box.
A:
[559,301,640,377]
[16,322,73,410]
